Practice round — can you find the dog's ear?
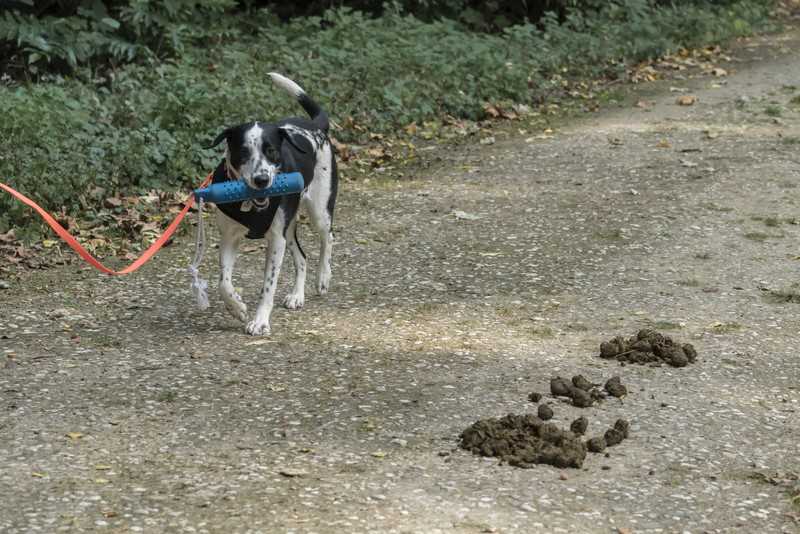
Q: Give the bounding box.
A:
[205,128,230,150]
[279,127,312,154]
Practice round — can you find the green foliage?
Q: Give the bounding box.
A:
[0,0,237,74]
[0,0,776,234]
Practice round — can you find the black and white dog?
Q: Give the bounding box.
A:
[206,73,338,335]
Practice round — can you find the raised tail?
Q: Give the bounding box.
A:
[268,72,329,132]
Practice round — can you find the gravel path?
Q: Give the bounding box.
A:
[1,29,799,534]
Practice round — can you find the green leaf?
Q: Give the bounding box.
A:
[101,17,120,30]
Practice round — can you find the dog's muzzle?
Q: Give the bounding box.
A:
[253,174,272,189]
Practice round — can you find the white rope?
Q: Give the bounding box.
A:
[187,198,210,310]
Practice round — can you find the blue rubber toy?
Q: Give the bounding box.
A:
[194,172,304,204]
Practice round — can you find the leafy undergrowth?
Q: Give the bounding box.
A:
[0,1,778,272]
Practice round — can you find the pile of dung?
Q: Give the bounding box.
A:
[600,329,697,367]
[548,374,627,407]
[459,414,587,469]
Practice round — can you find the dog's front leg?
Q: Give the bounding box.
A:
[246,219,287,336]
[217,210,248,322]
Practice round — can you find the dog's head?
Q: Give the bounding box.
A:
[207,122,307,190]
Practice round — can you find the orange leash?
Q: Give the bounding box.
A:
[0,173,212,275]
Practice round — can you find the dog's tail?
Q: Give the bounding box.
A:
[268,72,329,133]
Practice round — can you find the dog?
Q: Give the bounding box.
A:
[206,73,338,335]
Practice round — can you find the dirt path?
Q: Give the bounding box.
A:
[2,29,799,534]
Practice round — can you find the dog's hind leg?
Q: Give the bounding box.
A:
[216,210,249,323]
[282,216,306,310]
[304,145,337,295]
[246,208,289,336]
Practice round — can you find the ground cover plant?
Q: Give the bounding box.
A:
[0,0,776,242]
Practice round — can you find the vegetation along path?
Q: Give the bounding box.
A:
[1,28,799,534]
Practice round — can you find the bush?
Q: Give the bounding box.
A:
[0,0,776,234]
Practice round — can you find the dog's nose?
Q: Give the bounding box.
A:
[253,174,270,188]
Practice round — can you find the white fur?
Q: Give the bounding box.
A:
[268,72,305,97]
[216,210,248,322]
[246,207,289,336]
[302,141,334,294]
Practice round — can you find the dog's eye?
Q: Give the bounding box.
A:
[264,145,280,161]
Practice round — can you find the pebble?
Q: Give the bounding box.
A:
[0,280,9,289]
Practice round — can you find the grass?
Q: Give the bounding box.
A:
[157,391,178,403]
[743,231,771,241]
[764,104,783,117]
[709,322,743,334]
[764,288,800,304]
[594,228,624,240]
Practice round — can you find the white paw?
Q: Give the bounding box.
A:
[283,292,305,310]
[245,319,271,336]
[317,271,331,295]
[222,290,247,323]
[224,300,248,323]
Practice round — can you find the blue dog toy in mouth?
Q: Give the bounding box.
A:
[193,172,304,204]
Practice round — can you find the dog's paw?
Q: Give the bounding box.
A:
[317,271,331,296]
[283,292,305,310]
[245,319,271,336]
[224,300,248,323]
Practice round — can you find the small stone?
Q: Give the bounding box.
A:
[278,468,308,478]
[537,404,553,421]
[0,280,10,290]
[570,416,588,435]
[559,473,568,480]
[528,391,542,403]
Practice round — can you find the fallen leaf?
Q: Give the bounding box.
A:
[0,230,15,243]
[483,103,501,118]
[66,432,83,440]
[704,130,720,139]
[676,95,697,106]
[452,210,480,221]
[371,451,386,458]
[95,465,112,471]
[656,139,672,149]
[31,472,47,478]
